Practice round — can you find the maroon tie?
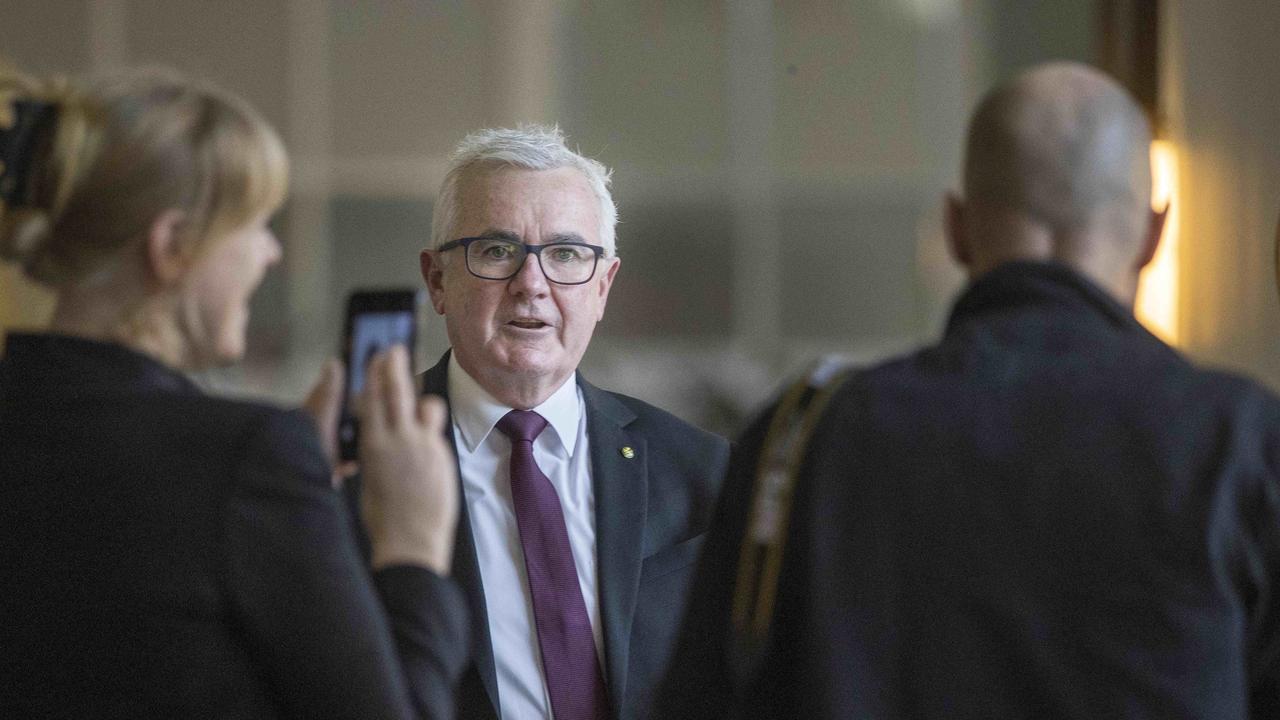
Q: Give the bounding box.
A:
[496,410,608,720]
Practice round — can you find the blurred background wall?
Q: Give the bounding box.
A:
[1161,0,1280,389]
[3,0,1276,438]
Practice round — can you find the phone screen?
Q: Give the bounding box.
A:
[346,311,416,405]
[339,290,420,461]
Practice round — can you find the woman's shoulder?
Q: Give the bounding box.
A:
[142,393,332,498]
[216,400,332,496]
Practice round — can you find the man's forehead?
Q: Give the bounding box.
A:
[458,165,590,196]
[454,166,600,237]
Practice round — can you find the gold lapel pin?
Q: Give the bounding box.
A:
[620,446,635,459]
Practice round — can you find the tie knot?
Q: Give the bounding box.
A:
[497,409,548,443]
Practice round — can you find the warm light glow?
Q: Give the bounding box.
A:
[1135,140,1180,344]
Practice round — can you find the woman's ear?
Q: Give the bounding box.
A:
[944,193,972,268]
[144,210,191,287]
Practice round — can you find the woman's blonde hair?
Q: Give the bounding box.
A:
[0,66,288,287]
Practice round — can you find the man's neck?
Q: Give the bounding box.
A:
[453,354,574,410]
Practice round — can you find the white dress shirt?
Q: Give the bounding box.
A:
[447,355,603,720]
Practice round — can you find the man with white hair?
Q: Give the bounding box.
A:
[661,62,1280,718]
[417,125,729,720]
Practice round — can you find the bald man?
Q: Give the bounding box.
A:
[658,62,1280,719]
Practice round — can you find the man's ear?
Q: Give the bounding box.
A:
[145,210,191,288]
[944,193,972,268]
[1135,204,1169,271]
[420,249,447,315]
[593,256,620,321]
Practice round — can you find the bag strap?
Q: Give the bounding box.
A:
[730,357,855,674]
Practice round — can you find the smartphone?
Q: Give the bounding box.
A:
[339,288,423,461]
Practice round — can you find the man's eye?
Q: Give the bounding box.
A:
[549,246,587,263]
[482,244,515,259]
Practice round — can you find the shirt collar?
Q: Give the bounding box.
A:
[446,353,581,456]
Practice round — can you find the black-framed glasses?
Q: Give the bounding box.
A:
[437,235,606,285]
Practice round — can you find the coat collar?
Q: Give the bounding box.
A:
[580,376,644,718]
[0,332,200,396]
[420,352,499,713]
[421,351,646,719]
[945,261,1152,340]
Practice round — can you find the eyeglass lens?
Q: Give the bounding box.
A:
[466,237,597,283]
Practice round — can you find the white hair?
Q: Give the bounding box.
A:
[429,124,618,256]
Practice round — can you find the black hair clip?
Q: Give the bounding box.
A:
[0,99,58,206]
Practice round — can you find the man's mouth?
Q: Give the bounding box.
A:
[507,318,549,330]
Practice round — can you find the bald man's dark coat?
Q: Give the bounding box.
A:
[661,261,1280,719]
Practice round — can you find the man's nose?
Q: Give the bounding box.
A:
[507,251,550,295]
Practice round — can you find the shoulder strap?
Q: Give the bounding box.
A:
[730,357,855,675]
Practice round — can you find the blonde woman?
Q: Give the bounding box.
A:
[0,68,465,718]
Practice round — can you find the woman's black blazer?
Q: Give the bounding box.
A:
[0,333,466,719]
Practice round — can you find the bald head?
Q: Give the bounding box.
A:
[949,62,1163,305]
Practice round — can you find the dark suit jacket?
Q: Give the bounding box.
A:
[661,261,1280,719]
[0,333,468,719]
[421,352,729,720]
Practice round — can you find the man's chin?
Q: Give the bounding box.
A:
[500,354,559,377]
[491,347,578,383]
[461,342,575,382]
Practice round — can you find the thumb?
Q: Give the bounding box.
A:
[303,359,344,466]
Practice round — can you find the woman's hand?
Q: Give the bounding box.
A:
[357,346,459,574]
[302,359,358,485]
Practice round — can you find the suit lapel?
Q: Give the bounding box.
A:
[422,353,501,717]
[580,377,646,719]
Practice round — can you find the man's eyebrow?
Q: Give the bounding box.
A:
[475,229,522,242]
[545,232,589,245]
[473,229,591,245]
